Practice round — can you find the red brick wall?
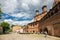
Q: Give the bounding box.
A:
[39,12,60,36]
[34,13,47,22]
[27,22,39,33]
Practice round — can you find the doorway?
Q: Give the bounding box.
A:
[44,28,48,34]
[40,29,42,33]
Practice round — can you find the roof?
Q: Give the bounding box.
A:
[34,13,42,18]
[34,11,47,18]
[28,21,39,25]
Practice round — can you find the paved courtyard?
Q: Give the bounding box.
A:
[0,33,60,40]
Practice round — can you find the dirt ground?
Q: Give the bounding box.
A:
[0,33,60,40]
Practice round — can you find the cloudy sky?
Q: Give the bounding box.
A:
[0,0,54,26]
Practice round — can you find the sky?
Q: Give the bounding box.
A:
[0,0,54,26]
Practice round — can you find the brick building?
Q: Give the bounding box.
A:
[27,21,39,33]
[23,26,28,33]
[24,0,60,36]
[28,5,47,33]
[12,25,23,33]
[39,2,60,36]
[26,5,48,33]
[34,10,47,22]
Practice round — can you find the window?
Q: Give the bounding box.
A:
[48,14,50,18]
[54,8,58,13]
[33,31,35,33]
[51,12,54,16]
[40,29,42,33]
[27,31,28,32]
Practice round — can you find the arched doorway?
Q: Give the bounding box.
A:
[40,29,42,33]
[44,28,48,34]
[33,31,35,33]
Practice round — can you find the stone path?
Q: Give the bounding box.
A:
[0,33,60,40]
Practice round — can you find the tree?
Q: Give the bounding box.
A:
[0,22,10,33]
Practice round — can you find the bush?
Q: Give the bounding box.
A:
[0,22,10,33]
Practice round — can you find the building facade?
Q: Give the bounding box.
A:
[27,21,39,33]
[39,2,60,36]
[12,25,23,33]
[24,0,60,36]
[26,5,48,33]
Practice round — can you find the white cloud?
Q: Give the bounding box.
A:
[1,0,47,18]
[21,3,30,10]
[21,0,32,4]
[21,0,41,6]
[10,12,32,18]
[1,0,54,26]
[1,0,17,13]
[4,19,34,26]
[32,0,41,6]
[1,0,41,14]
[47,0,54,4]
[46,0,54,9]
[4,19,13,24]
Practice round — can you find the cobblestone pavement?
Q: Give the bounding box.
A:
[0,33,60,40]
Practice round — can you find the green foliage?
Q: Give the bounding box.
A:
[11,25,15,28]
[9,28,12,32]
[0,22,10,33]
[1,22,10,27]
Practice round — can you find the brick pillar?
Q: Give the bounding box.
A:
[51,27,54,36]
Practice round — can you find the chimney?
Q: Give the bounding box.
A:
[42,5,47,13]
[35,10,39,15]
